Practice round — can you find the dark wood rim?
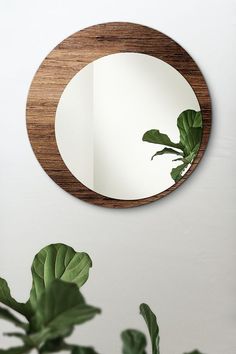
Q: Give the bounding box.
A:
[26,22,211,208]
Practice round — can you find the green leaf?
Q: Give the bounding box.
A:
[31,280,101,342]
[151,147,183,160]
[193,112,203,128]
[177,110,202,156]
[28,244,92,311]
[140,304,160,354]
[171,162,188,182]
[71,346,100,354]
[23,323,73,348]
[3,333,31,345]
[143,130,182,149]
[0,278,28,318]
[183,144,199,164]
[4,332,25,339]
[0,306,28,330]
[38,328,74,353]
[27,329,52,347]
[39,341,99,354]
[0,346,31,354]
[172,158,184,162]
[121,329,147,354]
[38,337,65,353]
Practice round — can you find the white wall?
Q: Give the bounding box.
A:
[0,1,235,354]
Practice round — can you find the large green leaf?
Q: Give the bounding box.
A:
[142,130,182,149]
[171,162,188,182]
[31,280,100,343]
[0,278,28,318]
[29,244,92,311]
[193,112,203,128]
[121,329,147,354]
[0,346,31,354]
[0,306,28,330]
[177,110,202,156]
[151,147,183,161]
[140,304,160,354]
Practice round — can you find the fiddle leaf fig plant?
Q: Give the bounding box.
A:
[121,304,204,354]
[0,244,206,354]
[121,304,160,354]
[28,243,92,313]
[121,329,147,354]
[0,244,100,354]
[142,110,203,182]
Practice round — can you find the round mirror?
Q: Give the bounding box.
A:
[55,53,201,200]
[26,22,211,207]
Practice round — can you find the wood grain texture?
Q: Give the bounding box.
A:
[26,22,211,208]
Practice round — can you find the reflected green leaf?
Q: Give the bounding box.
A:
[142,130,182,149]
[151,147,183,161]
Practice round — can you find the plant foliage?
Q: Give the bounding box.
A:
[0,244,100,354]
[142,110,203,182]
[0,244,205,354]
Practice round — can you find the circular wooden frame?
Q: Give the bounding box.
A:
[26,22,211,208]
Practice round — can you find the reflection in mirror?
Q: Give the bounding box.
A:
[55,53,201,200]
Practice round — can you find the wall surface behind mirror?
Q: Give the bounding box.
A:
[0,1,236,354]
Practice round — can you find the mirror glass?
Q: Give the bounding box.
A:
[55,53,202,200]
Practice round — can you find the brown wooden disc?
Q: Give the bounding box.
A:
[26,22,211,208]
